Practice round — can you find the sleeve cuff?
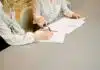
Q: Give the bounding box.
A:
[64,11,74,17]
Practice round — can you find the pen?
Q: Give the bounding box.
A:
[42,23,51,31]
[48,27,51,31]
[41,23,58,32]
[48,27,58,32]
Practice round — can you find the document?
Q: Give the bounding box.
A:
[49,17,86,34]
[39,32,66,43]
[39,17,86,43]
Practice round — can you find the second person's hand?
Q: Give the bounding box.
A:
[35,16,47,27]
[71,12,81,19]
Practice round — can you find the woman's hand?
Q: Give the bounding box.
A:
[34,30,53,40]
[64,12,81,19]
[71,12,81,19]
[35,16,46,27]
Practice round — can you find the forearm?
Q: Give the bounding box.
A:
[32,0,41,17]
[61,0,74,17]
[1,32,35,46]
[0,22,35,45]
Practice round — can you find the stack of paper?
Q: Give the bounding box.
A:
[39,17,86,43]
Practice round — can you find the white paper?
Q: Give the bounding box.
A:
[39,32,66,43]
[39,17,86,43]
[49,17,86,34]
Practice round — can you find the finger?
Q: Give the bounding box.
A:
[36,16,45,22]
[76,15,80,19]
[39,17,45,21]
[38,19,45,22]
[47,32,53,39]
[77,14,81,18]
[38,19,45,25]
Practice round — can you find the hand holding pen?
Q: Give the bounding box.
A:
[34,16,57,32]
[34,16,46,27]
[41,23,58,32]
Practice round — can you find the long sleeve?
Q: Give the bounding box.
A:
[2,11,25,35]
[0,2,25,35]
[61,0,74,17]
[0,1,35,45]
[0,20,35,46]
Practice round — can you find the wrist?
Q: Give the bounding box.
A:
[64,11,74,18]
